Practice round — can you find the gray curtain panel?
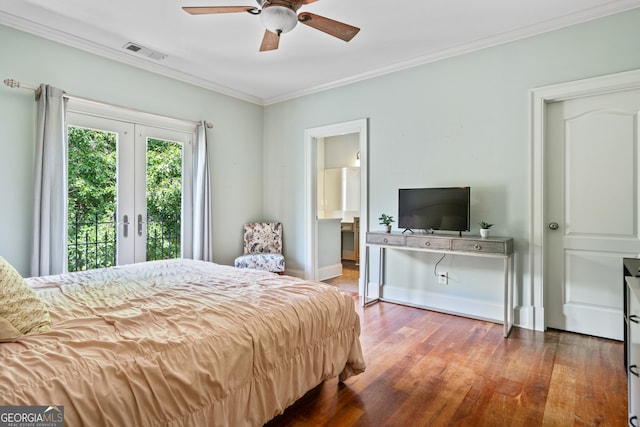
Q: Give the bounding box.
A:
[192,121,213,261]
[30,85,67,276]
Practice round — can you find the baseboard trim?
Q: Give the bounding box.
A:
[514,306,534,330]
[317,263,343,281]
[534,306,545,331]
[363,284,536,331]
[284,268,304,279]
[380,286,503,323]
[283,265,344,281]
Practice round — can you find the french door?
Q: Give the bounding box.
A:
[66,113,193,270]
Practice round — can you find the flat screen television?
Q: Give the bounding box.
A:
[398,187,470,234]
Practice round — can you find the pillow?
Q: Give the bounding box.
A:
[0,256,51,335]
[0,315,22,343]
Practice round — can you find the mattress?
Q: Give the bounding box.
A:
[0,259,365,426]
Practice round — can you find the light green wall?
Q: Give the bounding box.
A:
[0,24,264,275]
[2,8,640,315]
[262,9,640,317]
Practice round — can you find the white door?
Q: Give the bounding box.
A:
[66,113,193,270]
[545,89,640,340]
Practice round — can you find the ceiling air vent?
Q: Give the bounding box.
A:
[123,42,167,61]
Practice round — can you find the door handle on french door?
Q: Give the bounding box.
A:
[117,215,130,238]
[137,214,147,237]
[548,222,559,230]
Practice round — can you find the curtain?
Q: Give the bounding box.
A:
[192,121,213,261]
[30,85,67,276]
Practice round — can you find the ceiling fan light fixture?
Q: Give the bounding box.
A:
[260,6,297,34]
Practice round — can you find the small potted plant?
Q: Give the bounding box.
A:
[379,214,395,233]
[479,221,493,238]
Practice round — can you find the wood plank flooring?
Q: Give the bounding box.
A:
[265,297,627,426]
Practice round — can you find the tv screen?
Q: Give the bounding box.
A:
[398,187,470,233]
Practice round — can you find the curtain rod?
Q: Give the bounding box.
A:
[3,78,213,129]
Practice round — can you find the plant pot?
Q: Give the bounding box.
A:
[385,224,392,233]
[480,228,490,238]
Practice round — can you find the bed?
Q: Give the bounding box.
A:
[0,258,366,426]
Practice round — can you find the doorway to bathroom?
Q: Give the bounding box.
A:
[304,119,368,295]
[318,134,361,292]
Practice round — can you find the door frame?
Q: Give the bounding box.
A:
[530,68,640,332]
[66,99,197,265]
[304,119,368,290]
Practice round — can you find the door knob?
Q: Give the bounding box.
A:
[548,222,559,230]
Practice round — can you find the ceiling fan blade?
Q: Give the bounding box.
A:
[299,0,319,4]
[259,30,280,52]
[298,12,360,42]
[182,6,258,15]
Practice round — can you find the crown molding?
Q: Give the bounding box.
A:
[262,1,640,105]
[0,10,263,105]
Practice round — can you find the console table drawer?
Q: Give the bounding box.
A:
[365,232,513,255]
[451,239,508,255]
[406,235,450,250]
[367,233,406,246]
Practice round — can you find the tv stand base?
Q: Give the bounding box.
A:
[363,231,515,337]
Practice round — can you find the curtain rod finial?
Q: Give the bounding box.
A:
[3,79,20,88]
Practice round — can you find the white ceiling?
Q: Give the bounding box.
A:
[1,0,639,105]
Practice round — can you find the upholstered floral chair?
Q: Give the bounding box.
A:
[233,223,285,273]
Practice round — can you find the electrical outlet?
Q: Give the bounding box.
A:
[439,272,448,284]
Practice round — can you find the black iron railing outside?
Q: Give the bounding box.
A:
[68,212,180,272]
[146,218,181,261]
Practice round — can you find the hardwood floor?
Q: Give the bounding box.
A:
[265,298,627,426]
[323,260,359,293]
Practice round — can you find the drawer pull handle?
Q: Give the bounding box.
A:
[425,241,431,246]
[631,365,640,377]
[631,315,640,324]
[383,238,388,244]
[631,416,638,427]
[474,244,481,250]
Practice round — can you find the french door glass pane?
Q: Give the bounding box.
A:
[145,138,182,261]
[67,126,117,272]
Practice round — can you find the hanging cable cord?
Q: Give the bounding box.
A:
[434,253,447,277]
[3,78,213,129]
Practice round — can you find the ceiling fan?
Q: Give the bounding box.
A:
[183,0,360,52]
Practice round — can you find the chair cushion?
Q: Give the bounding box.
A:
[243,223,282,255]
[234,254,285,273]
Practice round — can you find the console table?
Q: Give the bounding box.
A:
[364,231,515,337]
